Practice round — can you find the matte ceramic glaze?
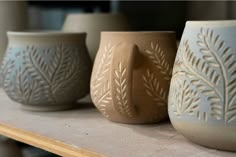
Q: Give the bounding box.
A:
[0,32,92,111]
[62,13,130,61]
[91,32,177,124]
[169,20,236,151]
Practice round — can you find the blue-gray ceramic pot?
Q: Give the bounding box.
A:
[0,32,92,111]
[169,20,236,151]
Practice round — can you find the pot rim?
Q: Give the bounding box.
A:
[186,20,236,27]
[7,31,87,37]
[66,13,124,17]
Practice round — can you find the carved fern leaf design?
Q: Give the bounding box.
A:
[28,80,42,104]
[0,49,27,102]
[91,43,114,117]
[96,81,111,118]
[51,47,79,96]
[184,40,221,86]
[0,47,14,87]
[92,43,113,101]
[197,28,236,123]
[114,62,133,117]
[14,67,40,104]
[0,60,15,88]
[14,67,31,103]
[24,46,55,104]
[2,45,83,106]
[3,64,41,105]
[142,69,167,106]
[182,40,223,120]
[170,80,200,116]
[145,42,172,81]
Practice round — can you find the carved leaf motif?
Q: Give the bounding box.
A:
[226,106,236,122]
[2,63,41,105]
[197,28,236,123]
[51,47,80,99]
[91,43,113,117]
[2,44,83,106]
[0,60,15,88]
[96,81,111,118]
[184,40,221,86]
[145,42,172,81]
[25,46,56,104]
[169,79,200,116]
[92,43,113,101]
[114,62,133,117]
[0,47,40,104]
[142,69,167,106]
[0,48,14,87]
[14,67,30,103]
[181,40,223,120]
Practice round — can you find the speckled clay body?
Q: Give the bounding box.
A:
[169,20,236,151]
[91,32,177,124]
[0,32,92,111]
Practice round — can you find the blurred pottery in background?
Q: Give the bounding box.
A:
[91,31,177,124]
[0,136,23,157]
[0,32,92,111]
[0,1,27,65]
[169,20,236,151]
[62,13,130,61]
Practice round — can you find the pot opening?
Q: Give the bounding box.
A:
[186,20,236,27]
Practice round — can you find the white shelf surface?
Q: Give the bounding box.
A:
[0,89,235,157]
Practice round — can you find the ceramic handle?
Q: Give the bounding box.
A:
[110,43,138,118]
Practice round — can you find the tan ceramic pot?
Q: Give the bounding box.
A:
[0,1,27,64]
[62,13,130,61]
[91,32,177,124]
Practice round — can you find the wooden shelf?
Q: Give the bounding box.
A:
[0,89,235,157]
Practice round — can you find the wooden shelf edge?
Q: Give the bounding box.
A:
[0,123,104,157]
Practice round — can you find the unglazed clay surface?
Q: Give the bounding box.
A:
[91,32,177,124]
[0,32,92,111]
[169,21,236,151]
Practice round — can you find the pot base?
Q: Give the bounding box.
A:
[171,120,236,151]
[21,104,76,112]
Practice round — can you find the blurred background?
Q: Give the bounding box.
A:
[1,1,236,157]
[27,1,236,38]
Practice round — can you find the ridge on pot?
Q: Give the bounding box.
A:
[169,20,236,151]
[91,31,177,124]
[0,31,92,111]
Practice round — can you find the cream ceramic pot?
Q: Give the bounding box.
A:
[0,1,27,64]
[169,20,236,151]
[91,32,177,124]
[0,32,92,111]
[62,13,130,61]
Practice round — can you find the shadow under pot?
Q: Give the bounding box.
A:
[91,31,177,124]
[0,32,92,111]
[169,20,236,151]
